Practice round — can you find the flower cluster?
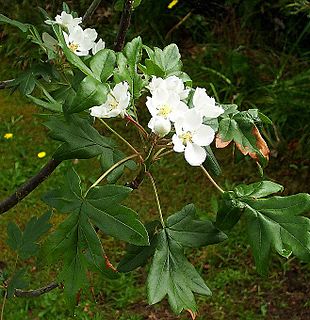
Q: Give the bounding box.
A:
[46,11,105,56]
[147,76,224,166]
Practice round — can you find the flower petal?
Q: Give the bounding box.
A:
[192,125,215,146]
[184,143,206,166]
[172,134,185,152]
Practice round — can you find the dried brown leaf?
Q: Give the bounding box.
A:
[215,134,232,148]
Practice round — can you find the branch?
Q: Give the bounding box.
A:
[83,0,103,23]
[14,282,58,297]
[0,79,15,90]
[114,0,134,51]
[0,159,61,215]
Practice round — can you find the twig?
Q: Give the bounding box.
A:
[165,11,192,40]
[85,154,138,194]
[146,172,165,228]
[0,159,61,214]
[14,282,59,297]
[0,79,15,90]
[99,118,142,160]
[114,0,134,51]
[200,165,225,194]
[83,0,102,23]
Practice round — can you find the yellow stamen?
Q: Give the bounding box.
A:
[109,98,119,109]
[180,131,193,145]
[69,42,78,52]
[4,133,13,139]
[158,104,172,117]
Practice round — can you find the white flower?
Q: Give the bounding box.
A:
[92,38,105,55]
[148,116,171,137]
[63,26,97,56]
[192,87,224,119]
[146,88,188,123]
[172,109,215,166]
[45,11,82,29]
[90,82,130,118]
[148,76,189,100]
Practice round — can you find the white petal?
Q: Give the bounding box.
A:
[182,109,203,132]
[92,38,105,55]
[172,134,185,152]
[84,28,98,41]
[148,117,171,137]
[90,105,106,118]
[192,125,215,146]
[184,143,206,166]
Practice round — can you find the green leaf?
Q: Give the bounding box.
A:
[7,269,28,298]
[234,181,283,198]
[124,37,142,67]
[0,14,30,32]
[243,193,310,275]
[27,95,62,112]
[215,192,245,231]
[7,222,22,251]
[166,204,227,247]
[42,167,83,213]
[114,52,147,99]
[44,114,115,160]
[52,25,95,78]
[65,76,108,114]
[145,44,183,77]
[84,186,149,245]
[147,230,211,315]
[100,149,137,183]
[217,110,269,166]
[118,221,160,272]
[7,213,52,259]
[90,49,116,82]
[13,72,36,95]
[203,146,221,176]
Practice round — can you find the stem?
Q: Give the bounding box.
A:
[0,291,7,320]
[0,159,62,215]
[125,114,148,138]
[153,149,174,160]
[85,154,138,194]
[114,0,134,52]
[99,118,142,160]
[83,0,102,22]
[14,282,58,297]
[200,165,225,194]
[147,172,165,228]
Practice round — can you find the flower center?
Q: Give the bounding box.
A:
[180,131,193,145]
[69,42,79,52]
[109,98,119,109]
[158,104,172,118]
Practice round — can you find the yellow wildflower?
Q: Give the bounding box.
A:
[4,133,13,139]
[168,0,179,9]
[37,151,47,159]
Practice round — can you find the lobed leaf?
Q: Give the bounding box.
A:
[44,114,115,160]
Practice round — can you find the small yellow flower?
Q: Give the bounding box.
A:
[4,133,13,139]
[168,0,179,9]
[37,151,47,159]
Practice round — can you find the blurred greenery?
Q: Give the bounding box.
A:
[0,0,310,319]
